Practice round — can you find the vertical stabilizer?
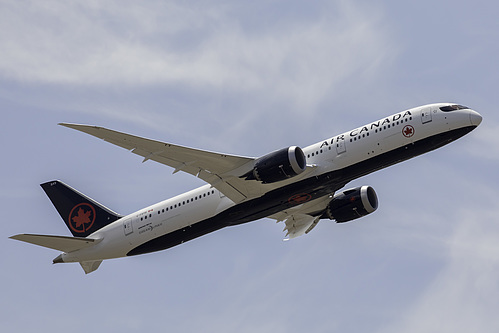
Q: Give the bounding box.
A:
[41,180,122,237]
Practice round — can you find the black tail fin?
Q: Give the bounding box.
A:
[41,180,122,237]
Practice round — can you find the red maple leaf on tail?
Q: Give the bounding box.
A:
[72,208,92,228]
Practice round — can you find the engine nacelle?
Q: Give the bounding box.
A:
[247,146,306,184]
[324,186,378,223]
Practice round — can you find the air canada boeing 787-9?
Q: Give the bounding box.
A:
[10,103,482,273]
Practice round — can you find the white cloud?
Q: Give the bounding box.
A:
[0,0,395,111]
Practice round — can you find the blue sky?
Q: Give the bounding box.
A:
[1,1,498,332]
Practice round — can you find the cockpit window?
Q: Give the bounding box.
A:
[440,104,469,112]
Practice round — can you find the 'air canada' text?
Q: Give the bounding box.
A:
[320,111,413,148]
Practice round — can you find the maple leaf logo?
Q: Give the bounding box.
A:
[68,203,96,233]
[288,193,312,204]
[72,208,92,228]
[402,125,415,138]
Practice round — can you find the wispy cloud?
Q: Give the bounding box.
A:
[379,205,499,333]
[0,1,395,112]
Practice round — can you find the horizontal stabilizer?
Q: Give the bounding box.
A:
[10,234,99,253]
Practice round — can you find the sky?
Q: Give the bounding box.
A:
[1,0,498,332]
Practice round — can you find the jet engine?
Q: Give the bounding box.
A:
[324,186,378,223]
[245,146,306,184]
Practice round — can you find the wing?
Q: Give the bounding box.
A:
[269,195,333,240]
[59,123,260,202]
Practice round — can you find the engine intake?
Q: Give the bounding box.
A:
[246,146,306,184]
[325,186,378,223]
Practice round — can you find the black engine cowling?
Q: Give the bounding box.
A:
[324,186,378,223]
[246,146,306,184]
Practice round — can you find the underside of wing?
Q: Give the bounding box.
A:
[281,214,321,240]
[59,123,260,202]
[269,195,333,240]
[80,260,103,274]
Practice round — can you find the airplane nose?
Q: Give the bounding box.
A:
[469,110,482,126]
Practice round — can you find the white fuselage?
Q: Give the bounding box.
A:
[58,103,482,263]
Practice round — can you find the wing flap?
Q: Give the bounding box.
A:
[282,214,321,240]
[10,234,99,253]
[80,260,103,274]
[268,195,334,240]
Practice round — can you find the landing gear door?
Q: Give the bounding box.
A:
[421,108,432,124]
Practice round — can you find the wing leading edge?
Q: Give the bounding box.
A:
[59,123,262,202]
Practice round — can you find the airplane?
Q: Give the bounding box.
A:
[10,103,482,274]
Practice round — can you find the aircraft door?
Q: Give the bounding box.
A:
[421,108,432,124]
[336,138,346,154]
[123,218,133,236]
